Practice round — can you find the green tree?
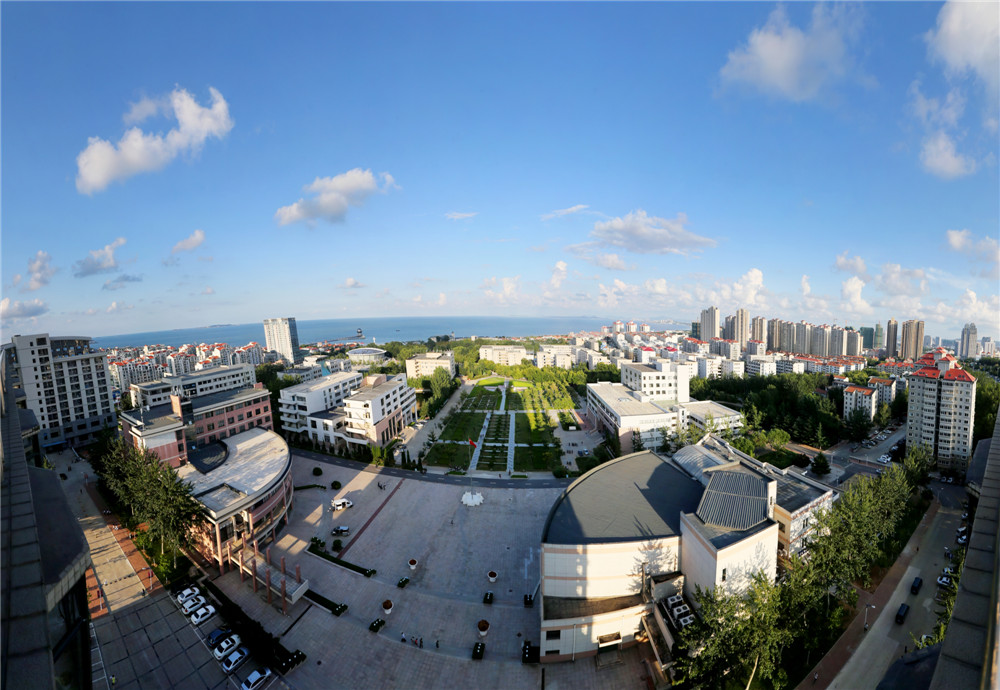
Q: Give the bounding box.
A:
[903,443,933,487]
[766,428,791,451]
[890,388,908,421]
[632,431,645,452]
[874,402,891,429]
[845,407,874,442]
[811,452,831,476]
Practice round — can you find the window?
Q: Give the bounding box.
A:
[546,630,561,640]
[722,568,727,582]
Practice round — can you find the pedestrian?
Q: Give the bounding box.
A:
[436,640,439,649]
[419,637,423,648]
[813,672,818,684]
[401,633,406,643]
[110,675,116,686]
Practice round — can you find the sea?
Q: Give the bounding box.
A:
[93,316,690,351]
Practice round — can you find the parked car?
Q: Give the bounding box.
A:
[942,567,955,576]
[895,603,910,624]
[956,525,968,534]
[957,535,968,545]
[331,526,350,536]
[937,575,952,587]
[222,646,250,674]
[206,627,232,649]
[961,511,969,520]
[241,668,273,690]
[182,595,207,615]
[176,586,200,604]
[910,577,923,595]
[189,605,216,625]
[213,633,242,661]
[331,498,353,511]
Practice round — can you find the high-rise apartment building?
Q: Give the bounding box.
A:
[829,327,847,357]
[700,306,720,341]
[859,327,874,349]
[722,315,735,341]
[874,322,884,349]
[959,323,979,359]
[901,320,925,361]
[263,317,302,364]
[780,320,796,353]
[766,318,781,352]
[886,319,899,358]
[9,333,117,448]
[751,316,766,344]
[734,308,750,346]
[846,330,862,357]
[906,350,976,470]
[810,325,830,358]
[690,322,701,340]
[795,322,813,356]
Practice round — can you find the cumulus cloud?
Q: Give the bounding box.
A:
[925,1,1000,95]
[275,169,396,226]
[591,210,716,256]
[76,87,234,194]
[202,286,215,295]
[720,4,867,102]
[727,268,766,307]
[597,279,641,309]
[946,229,1000,279]
[550,261,568,289]
[74,238,126,277]
[909,80,966,129]
[482,275,522,305]
[21,251,56,292]
[801,274,811,295]
[436,292,447,306]
[341,277,366,289]
[841,276,873,314]
[874,263,927,296]
[105,301,133,313]
[123,96,165,125]
[172,229,205,254]
[102,274,142,291]
[1,297,49,321]
[541,204,589,221]
[920,130,976,178]
[593,253,630,271]
[833,251,869,280]
[445,212,477,220]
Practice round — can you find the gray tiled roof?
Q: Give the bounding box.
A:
[696,470,769,531]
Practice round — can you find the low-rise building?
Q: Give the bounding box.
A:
[620,361,690,403]
[867,377,897,407]
[130,364,257,408]
[586,382,686,455]
[843,386,876,422]
[679,400,742,433]
[347,347,388,365]
[340,374,417,447]
[478,345,530,367]
[406,351,457,379]
[721,360,745,378]
[278,371,364,437]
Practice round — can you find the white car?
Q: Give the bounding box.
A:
[331,498,353,511]
[222,646,250,674]
[241,668,273,690]
[189,605,216,625]
[182,595,207,615]
[213,633,242,661]
[177,586,200,604]
[937,575,952,587]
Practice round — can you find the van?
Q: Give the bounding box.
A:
[910,577,923,595]
[331,498,353,511]
[895,603,910,624]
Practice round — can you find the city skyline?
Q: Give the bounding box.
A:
[2,2,998,340]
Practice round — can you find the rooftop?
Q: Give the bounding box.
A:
[695,470,769,531]
[541,451,703,545]
[347,376,407,403]
[348,347,387,356]
[587,383,673,418]
[679,400,741,419]
[281,371,361,396]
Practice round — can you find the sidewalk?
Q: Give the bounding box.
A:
[796,500,941,689]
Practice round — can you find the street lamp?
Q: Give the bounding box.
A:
[864,604,876,631]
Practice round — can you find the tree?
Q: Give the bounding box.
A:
[119,391,134,411]
[903,443,933,487]
[890,388,908,421]
[731,436,756,458]
[874,402,891,429]
[741,402,762,433]
[811,452,831,476]
[766,428,790,452]
[845,407,874,442]
[632,431,645,452]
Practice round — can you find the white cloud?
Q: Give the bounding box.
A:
[22,251,56,292]
[946,228,972,251]
[920,130,976,178]
[341,277,366,289]
[591,210,716,256]
[482,275,522,305]
[202,287,215,295]
[923,289,1000,332]
[102,274,142,291]
[76,86,234,194]
[74,238,126,277]
[946,229,1000,279]
[801,274,811,295]
[541,204,589,221]
[550,261,568,289]
[123,96,165,125]
[841,276,873,314]
[593,253,629,271]
[597,279,641,309]
[106,301,134,313]
[908,80,966,128]
[926,1,1000,95]
[728,268,766,307]
[874,263,927,296]
[172,229,205,254]
[645,278,670,295]
[445,212,477,220]
[833,251,869,280]
[720,5,865,102]
[275,169,396,226]
[436,292,447,307]
[1,297,49,321]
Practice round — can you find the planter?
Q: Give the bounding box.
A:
[408,559,418,571]
[382,600,393,615]
[487,570,497,583]
[477,619,490,637]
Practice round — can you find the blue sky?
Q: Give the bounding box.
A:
[2,2,998,340]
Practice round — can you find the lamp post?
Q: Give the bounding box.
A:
[864,604,876,631]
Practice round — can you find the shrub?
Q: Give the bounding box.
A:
[331,480,342,490]
[332,539,343,551]
[552,465,568,479]
[312,467,323,476]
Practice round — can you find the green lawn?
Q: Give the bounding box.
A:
[484,414,510,444]
[424,443,471,469]
[513,411,558,446]
[474,376,507,386]
[440,413,487,442]
[507,381,576,411]
[510,380,530,388]
[758,448,809,470]
[476,445,509,472]
[463,388,502,411]
[513,446,562,472]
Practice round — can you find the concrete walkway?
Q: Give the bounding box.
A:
[506,411,516,475]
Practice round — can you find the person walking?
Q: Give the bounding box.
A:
[401,633,406,643]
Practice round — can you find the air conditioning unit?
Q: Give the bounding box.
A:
[672,604,691,620]
[666,594,684,608]
[679,615,695,628]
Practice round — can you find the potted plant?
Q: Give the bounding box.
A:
[487,570,498,583]
[477,619,490,637]
[382,599,393,615]
[408,558,418,571]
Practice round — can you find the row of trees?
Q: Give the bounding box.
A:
[409,367,459,419]
[675,446,933,688]
[92,434,205,568]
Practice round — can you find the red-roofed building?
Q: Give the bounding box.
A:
[867,376,898,407]
[906,350,977,470]
[844,385,877,423]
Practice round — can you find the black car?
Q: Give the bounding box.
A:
[332,526,350,536]
[206,627,232,649]
[895,603,910,624]
[910,577,923,595]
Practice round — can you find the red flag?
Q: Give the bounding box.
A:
[468,439,477,448]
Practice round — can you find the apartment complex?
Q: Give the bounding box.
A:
[130,363,256,408]
[843,385,877,422]
[699,306,720,341]
[119,385,273,468]
[620,361,690,403]
[9,333,116,449]
[906,349,977,470]
[959,323,979,359]
[901,320,925,361]
[340,374,417,447]
[478,345,529,366]
[405,351,456,380]
[278,371,363,436]
[263,317,302,364]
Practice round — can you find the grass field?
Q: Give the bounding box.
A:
[440,413,487,442]
[513,446,562,472]
[476,445,509,472]
[424,443,470,469]
[474,377,507,386]
[513,411,558,446]
[463,388,502,411]
[484,413,510,444]
[510,380,530,388]
[758,448,809,470]
[507,381,576,411]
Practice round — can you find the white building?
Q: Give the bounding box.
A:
[959,323,979,359]
[130,364,256,408]
[866,377,897,408]
[279,371,364,436]
[340,374,417,447]
[775,359,806,375]
[746,357,777,377]
[906,350,976,470]
[166,352,196,376]
[721,360,745,378]
[347,347,388,365]
[620,360,691,403]
[405,351,457,380]
[586,382,687,455]
[263,317,302,364]
[679,400,742,432]
[700,306,720,341]
[697,356,723,380]
[478,345,530,367]
[843,386,876,422]
[709,338,741,360]
[231,343,264,367]
[10,334,117,448]
[535,345,580,370]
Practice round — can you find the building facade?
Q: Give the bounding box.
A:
[906,350,977,470]
[405,351,457,380]
[699,306,720,341]
[959,323,979,359]
[278,371,364,437]
[886,319,899,358]
[263,317,302,364]
[130,364,256,408]
[843,386,877,422]
[901,320,925,361]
